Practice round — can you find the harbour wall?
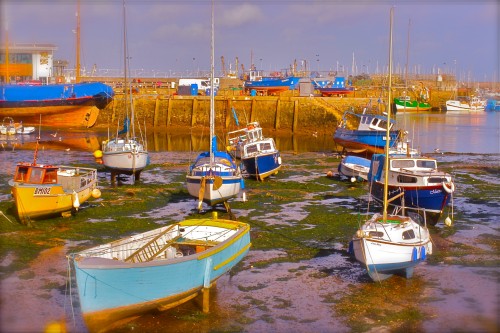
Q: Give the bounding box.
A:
[96,88,455,134]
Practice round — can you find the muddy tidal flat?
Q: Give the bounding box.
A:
[0,149,498,333]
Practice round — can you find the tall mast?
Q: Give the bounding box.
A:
[122,0,133,139]
[5,24,9,84]
[210,0,215,162]
[76,0,81,83]
[383,7,394,221]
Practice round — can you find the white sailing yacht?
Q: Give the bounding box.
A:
[186,2,242,210]
[101,0,149,181]
[350,8,432,282]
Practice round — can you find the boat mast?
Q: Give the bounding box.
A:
[209,0,215,163]
[122,0,131,140]
[383,7,394,221]
[75,0,81,83]
[4,21,9,84]
[403,19,410,118]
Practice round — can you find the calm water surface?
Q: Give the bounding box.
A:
[1,112,498,155]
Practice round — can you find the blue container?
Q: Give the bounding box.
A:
[250,89,257,96]
[190,84,198,96]
[206,87,218,96]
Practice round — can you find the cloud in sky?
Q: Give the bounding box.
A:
[1,0,498,81]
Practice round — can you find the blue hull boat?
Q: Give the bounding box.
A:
[71,216,251,332]
[368,154,455,225]
[242,151,282,181]
[228,121,282,181]
[334,110,400,155]
[243,70,300,93]
[0,82,114,127]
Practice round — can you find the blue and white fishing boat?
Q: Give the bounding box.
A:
[186,0,242,209]
[333,109,400,155]
[71,213,251,332]
[243,70,300,94]
[367,154,455,226]
[228,121,282,181]
[350,8,432,282]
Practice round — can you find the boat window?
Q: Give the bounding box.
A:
[402,229,416,240]
[392,160,414,168]
[397,175,418,183]
[43,169,58,184]
[428,177,447,183]
[14,166,29,182]
[369,231,384,238]
[416,160,436,169]
[246,144,258,154]
[261,142,272,151]
[29,168,45,184]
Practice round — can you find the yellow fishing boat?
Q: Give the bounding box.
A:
[9,146,101,224]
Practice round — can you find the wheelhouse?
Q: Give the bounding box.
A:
[14,164,58,184]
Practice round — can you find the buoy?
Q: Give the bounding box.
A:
[350,177,356,183]
[44,320,66,333]
[93,150,103,159]
[444,216,452,227]
[72,191,80,210]
[442,181,455,194]
[326,170,333,177]
[91,188,101,198]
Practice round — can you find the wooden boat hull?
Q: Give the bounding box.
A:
[72,218,251,332]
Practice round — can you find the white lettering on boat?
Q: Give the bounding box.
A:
[34,187,51,195]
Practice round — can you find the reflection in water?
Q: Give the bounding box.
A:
[2,112,498,154]
[396,112,499,154]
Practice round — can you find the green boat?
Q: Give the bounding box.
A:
[393,96,431,112]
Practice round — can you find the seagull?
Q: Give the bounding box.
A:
[434,148,441,154]
[312,131,318,138]
[50,131,58,138]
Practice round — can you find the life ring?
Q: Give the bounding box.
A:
[247,125,254,130]
[442,181,455,194]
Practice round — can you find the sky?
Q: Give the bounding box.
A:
[1,0,499,82]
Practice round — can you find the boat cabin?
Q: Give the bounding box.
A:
[358,114,394,131]
[243,138,276,157]
[390,158,437,171]
[14,163,58,184]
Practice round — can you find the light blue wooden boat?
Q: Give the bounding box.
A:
[71,214,251,332]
